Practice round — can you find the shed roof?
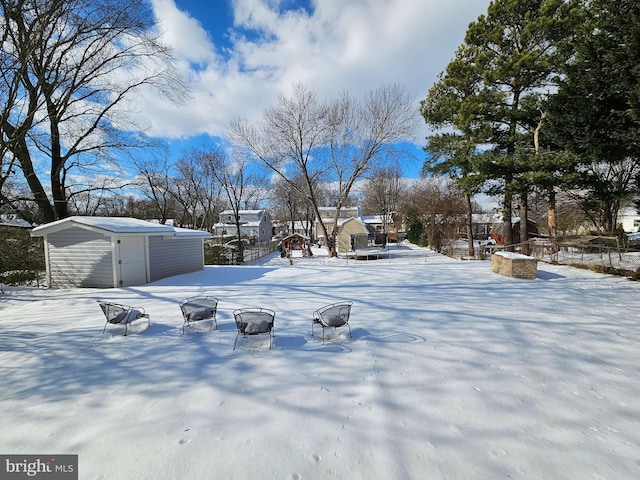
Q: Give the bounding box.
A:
[31,216,210,238]
[281,233,311,241]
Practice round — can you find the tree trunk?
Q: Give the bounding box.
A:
[547,186,557,262]
[519,192,529,255]
[16,139,56,223]
[465,192,475,257]
[48,97,69,220]
[503,184,514,250]
[234,218,244,264]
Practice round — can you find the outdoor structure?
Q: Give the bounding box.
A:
[280,233,312,256]
[336,217,369,254]
[213,209,272,243]
[31,216,210,288]
[491,251,537,279]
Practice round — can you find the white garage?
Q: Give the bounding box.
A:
[31,216,211,288]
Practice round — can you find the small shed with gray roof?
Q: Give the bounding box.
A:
[31,216,211,288]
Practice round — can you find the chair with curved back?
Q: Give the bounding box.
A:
[233,307,275,350]
[179,296,218,334]
[98,301,150,336]
[312,301,353,344]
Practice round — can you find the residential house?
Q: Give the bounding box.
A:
[213,209,272,243]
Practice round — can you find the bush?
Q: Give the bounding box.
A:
[0,227,45,285]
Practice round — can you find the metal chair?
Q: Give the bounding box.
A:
[98,301,150,336]
[179,296,218,334]
[312,301,353,344]
[233,308,276,350]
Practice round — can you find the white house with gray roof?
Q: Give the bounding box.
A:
[212,209,272,243]
[31,216,210,288]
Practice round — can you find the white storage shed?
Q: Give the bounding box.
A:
[31,216,211,288]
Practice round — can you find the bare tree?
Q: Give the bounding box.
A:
[188,149,226,231]
[0,0,186,223]
[133,155,179,224]
[205,148,267,263]
[271,173,325,237]
[229,83,418,257]
[402,177,467,253]
[361,164,406,239]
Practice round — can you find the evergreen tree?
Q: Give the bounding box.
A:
[423,0,575,249]
[545,0,640,234]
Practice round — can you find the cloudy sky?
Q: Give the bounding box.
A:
[138,0,492,175]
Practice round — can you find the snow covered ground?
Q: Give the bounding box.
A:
[1,243,639,479]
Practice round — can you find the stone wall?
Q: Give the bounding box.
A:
[491,251,537,279]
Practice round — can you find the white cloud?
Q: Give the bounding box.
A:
[139,0,492,142]
[151,0,217,65]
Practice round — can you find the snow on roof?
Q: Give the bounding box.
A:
[31,216,210,238]
[220,209,265,217]
[337,216,366,227]
[173,227,211,238]
[361,215,392,224]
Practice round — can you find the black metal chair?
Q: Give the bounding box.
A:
[312,301,353,344]
[98,301,150,336]
[233,308,276,350]
[179,296,218,334]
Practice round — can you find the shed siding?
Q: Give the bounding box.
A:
[47,227,113,288]
[337,220,367,253]
[148,237,204,282]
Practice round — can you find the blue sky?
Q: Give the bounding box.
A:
[138,0,492,178]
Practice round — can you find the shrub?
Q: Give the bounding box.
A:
[0,227,45,285]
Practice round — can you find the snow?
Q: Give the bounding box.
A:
[1,243,639,479]
[30,216,178,235]
[494,251,533,260]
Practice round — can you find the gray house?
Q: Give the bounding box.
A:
[31,216,211,288]
[213,209,272,243]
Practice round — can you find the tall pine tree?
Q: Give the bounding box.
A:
[545,0,640,234]
[423,0,574,249]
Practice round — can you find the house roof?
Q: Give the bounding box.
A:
[337,216,367,227]
[220,209,266,218]
[361,215,393,225]
[216,209,269,228]
[31,216,210,238]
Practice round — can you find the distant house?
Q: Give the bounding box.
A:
[619,207,640,233]
[361,214,391,233]
[212,209,272,243]
[315,206,362,244]
[470,213,499,240]
[489,217,539,244]
[30,216,210,288]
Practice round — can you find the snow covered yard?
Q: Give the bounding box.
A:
[1,244,639,479]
